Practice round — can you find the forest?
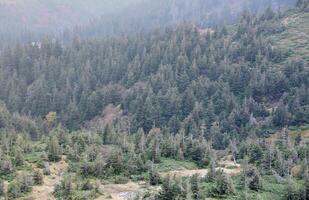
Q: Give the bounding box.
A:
[0,0,308,200]
[0,0,296,47]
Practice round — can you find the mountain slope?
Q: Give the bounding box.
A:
[0,6,307,150]
[0,4,308,200]
[0,0,141,45]
[271,11,309,62]
[0,0,297,46]
[79,0,297,38]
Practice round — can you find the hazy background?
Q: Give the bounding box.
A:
[0,0,296,45]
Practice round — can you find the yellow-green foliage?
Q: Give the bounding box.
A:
[272,11,309,62]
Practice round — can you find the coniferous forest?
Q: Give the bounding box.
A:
[0,0,308,200]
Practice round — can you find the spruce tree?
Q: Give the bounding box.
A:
[305,171,309,200]
[0,179,4,196]
[190,174,201,200]
[33,170,44,185]
[47,136,62,162]
[213,170,235,196]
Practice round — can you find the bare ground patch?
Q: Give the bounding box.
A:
[160,160,241,178]
[95,181,159,200]
[26,157,68,200]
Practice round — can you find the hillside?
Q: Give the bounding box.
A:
[0,0,142,45]
[79,0,297,38]
[0,0,296,46]
[271,11,309,62]
[0,5,307,147]
[0,2,308,200]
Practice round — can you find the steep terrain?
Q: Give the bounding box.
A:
[0,0,296,45]
[0,2,308,200]
[272,11,309,62]
[0,0,141,45]
[27,157,67,200]
[79,0,296,38]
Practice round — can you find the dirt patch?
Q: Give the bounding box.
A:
[96,181,159,200]
[161,160,241,178]
[27,156,68,200]
[302,130,309,138]
[3,180,9,194]
[161,169,209,177]
[266,129,309,144]
[94,160,240,200]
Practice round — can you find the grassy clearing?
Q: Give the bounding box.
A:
[271,11,309,63]
[266,126,309,144]
[156,158,198,172]
[202,175,302,200]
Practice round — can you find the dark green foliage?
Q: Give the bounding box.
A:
[7,181,21,199]
[190,174,201,200]
[284,178,305,200]
[296,0,309,10]
[206,158,216,182]
[0,179,4,196]
[13,148,24,167]
[33,170,44,185]
[0,156,14,176]
[0,4,307,200]
[273,104,290,127]
[155,176,188,200]
[149,169,161,186]
[105,150,124,176]
[295,131,302,146]
[305,172,309,200]
[47,136,62,162]
[0,102,40,139]
[247,144,264,165]
[0,101,11,129]
[7,173,33,198]
[210,170,235,197]
[246,166,263,191]
[54,175,73,199]
[80,179,94,191]
[0,6,307,152]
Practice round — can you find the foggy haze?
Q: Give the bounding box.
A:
[0,0,296,45]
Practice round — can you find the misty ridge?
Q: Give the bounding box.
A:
[0,0,296,45]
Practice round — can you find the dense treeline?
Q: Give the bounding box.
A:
[78,0,296,38]
[0,0,142,47]
[0,2,308,200]
[0,7,308,149]
[0,0,296,47]
[0,113,308,199]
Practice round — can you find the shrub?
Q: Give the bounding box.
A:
[17,172,33,193]
[0,179,4,196]
[8,181,21,199]
[7,172,33,198]
[284,179,305,200]
[113,176,129,184]
[149,170,161,186]
[245,166,263,191]
[210,170,235,197]
[0,157,14,175]
[54,175,73,199]
[33,170,44,185]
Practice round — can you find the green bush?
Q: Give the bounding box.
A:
[113,176,129,184]
[210,170,235,197]
[0,179,4,196]
[33,170,44,185]
[8,181,21,199]
[149,170,161,186]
